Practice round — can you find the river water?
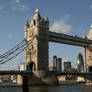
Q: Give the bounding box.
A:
[0,84,92,92]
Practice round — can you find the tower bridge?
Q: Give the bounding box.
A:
[0,8,92,85]
[25,8,92,73]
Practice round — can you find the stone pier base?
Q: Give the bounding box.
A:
[17,71,59,86]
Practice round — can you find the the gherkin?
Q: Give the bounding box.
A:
[76,53,84,72]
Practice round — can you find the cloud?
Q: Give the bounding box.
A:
[90,4,92,10]
[0,0,29,11]
[12,4,29,11]
[0,6,3,10]
[15,0,21,4]
[8,34,12,38]
[11,0,29,11]
[50,15,72,33]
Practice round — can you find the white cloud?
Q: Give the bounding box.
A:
[15,0,20,4]
[10,0,29,11]
[50,15,72,33]
[12,4,29,11]
[8,34,12,38]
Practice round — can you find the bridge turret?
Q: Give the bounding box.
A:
[83,32,87,39]
[33,8,41,26]
[45,15,49,27]
[84,25,92,72]
[88,25,92,40]
[45,15,48,21]
[25,9,49,71]
[33,8,41,20]
[25,18,29,27]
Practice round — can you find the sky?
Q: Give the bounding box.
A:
[0,0,92,70]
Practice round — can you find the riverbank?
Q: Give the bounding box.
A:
[0,81,92,87]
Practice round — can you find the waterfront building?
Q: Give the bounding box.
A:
[64,62,71,72]
[51,56,62,72]
[76,53,84,72]
[56,58,62,72]
[19,62,26,71]
[49,64,53,71]
[52,56,57,71]
[17,62,25,85]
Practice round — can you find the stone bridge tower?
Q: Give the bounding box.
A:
[25,9,49,71]
[84,26,92,72]
[17,9,58,86]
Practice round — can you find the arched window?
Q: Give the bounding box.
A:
[34,20,36,25]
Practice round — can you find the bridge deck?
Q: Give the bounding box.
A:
[49,31,92,47]
[0,71,92,76]
[0,71,32,75]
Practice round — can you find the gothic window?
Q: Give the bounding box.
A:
[34,20,36,25]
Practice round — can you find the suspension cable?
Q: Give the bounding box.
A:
[0,35,37,65]
[0,39,25,58]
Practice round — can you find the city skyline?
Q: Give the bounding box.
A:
[0,0,92,69]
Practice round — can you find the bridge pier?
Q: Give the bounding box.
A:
[17,71,59,86]
[23,76,29,92]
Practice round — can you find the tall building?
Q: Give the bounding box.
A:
[52,56,57,70]
[76,53,84,72]
[64,62,71,72]
[56,58,62,72]
[19,62,26,71]
[51,56,62,72]
[25,9,49,71]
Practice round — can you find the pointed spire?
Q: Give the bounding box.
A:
[83,32,86,39]
[90,24,92,29]
[87,25,92,39]
[33,8,41,20]
[45,14,49,21]
[25,17,29,26]
[35,8,39,13]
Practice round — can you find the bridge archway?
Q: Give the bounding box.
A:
[26,61,36,71]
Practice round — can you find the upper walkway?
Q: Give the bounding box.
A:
[49,31,92,47]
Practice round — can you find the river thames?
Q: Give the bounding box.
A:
[0,84,92,92]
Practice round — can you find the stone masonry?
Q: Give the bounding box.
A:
[25,8,49,71]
